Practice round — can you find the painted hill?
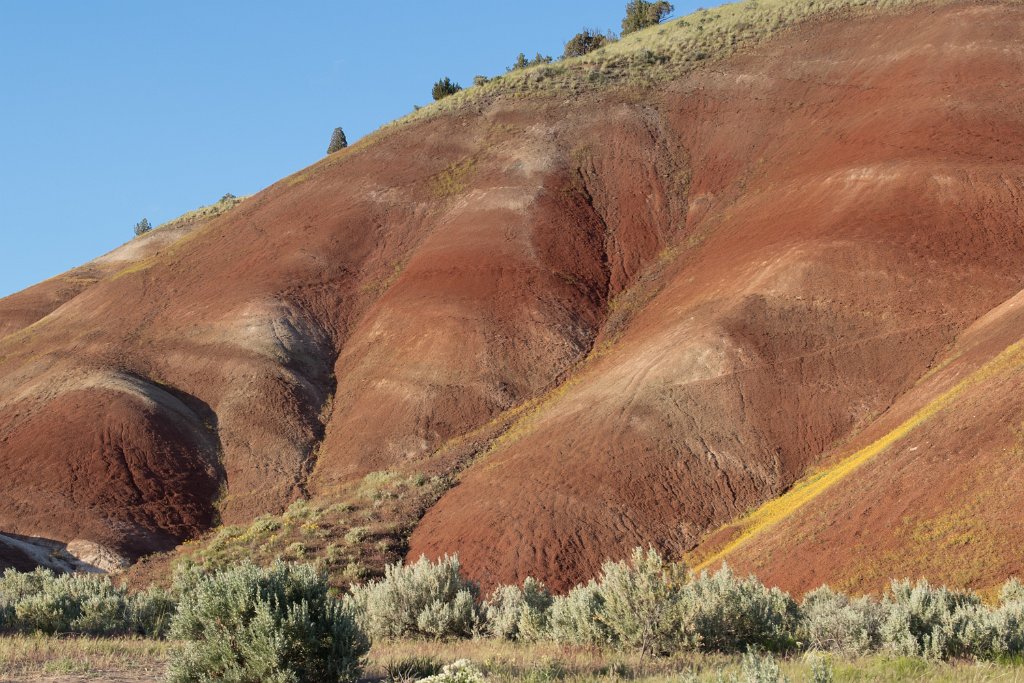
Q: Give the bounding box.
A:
[1,0,1022,595]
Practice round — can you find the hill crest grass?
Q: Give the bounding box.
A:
[283,0,943,190]
[110,194,248,281]
[382,0,938,129]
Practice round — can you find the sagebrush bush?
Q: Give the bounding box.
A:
[484,577,552,641]
[597,547,687,655]
[800,585,882,656]
[879,579,982,659]
[419,659,487,683]
[168,561,368,683]
[992,598,1024,655]
[547,580,610,646]
[731,651,788,683]
[129,585,176,638]
[681,564,798,653]
[346,554,480,640]
[1001,578,1024,605]
[0,568,135,636]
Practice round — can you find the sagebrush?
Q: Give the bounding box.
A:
[168,561,368,682]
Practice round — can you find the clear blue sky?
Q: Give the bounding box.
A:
[0,1,704,298]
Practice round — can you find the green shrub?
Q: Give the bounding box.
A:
[383,655,443,681]
[134,217,152,236]
[808,655,834,683]
[597,547,687,655]
[249,515,283,537]
[681,564,798,653]
[563,30,614,58]
[507,52,554,71]
[432,78,462,101]
[0,579,10,629]
[129,585,176,638]
[547,580,610,646]
[880,579,982,659]
[800,585,882,656]
[168,561,368,683]
[327,127,348,154]
[483,577,552,641]
[0,568,134,636]
[730,651,788,683]
[419,659,486,683]
[992,599,1024,655]
[1001,578,1024,605]
[346,554,480,640]
[621,0,674,35]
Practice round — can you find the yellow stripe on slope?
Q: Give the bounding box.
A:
[694,336,1024,572]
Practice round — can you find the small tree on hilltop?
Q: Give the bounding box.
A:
[622,0,674,35]
[508,52,553,72]
[563,29,614,58]
[432,77,462,101]
[327,127,348,154]
[133,218,152,237]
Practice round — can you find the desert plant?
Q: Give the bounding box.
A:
[133,218,152,236]
[419,659,486,683]
[346,554,480,640]
[597,547,687,655]
[168,561,368,682]
[716,651,788,683]
[621,0,674,35]
[473,75,489,87]
[563,29,614,58]
[992,598,1024,655]
[327,127,348,154]
[681,564,799,653]
[508,52,554,71]
[807,655,834,683]
[1001,578,1024,605]
[129,585,176,638]
[483,577,552,641]
[547,580,610,646]
[383,655,443,682]
[0,569,136,636]
[432,78,462,101]
[740,651,787,683]
[800,585,882,656]
[879,579,983,659]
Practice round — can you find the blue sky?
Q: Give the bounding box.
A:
[0,1,703,298]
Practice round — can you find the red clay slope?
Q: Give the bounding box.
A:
[0,1,1022,592]
[408,1,1024,591]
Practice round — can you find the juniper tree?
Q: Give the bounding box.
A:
[432,77,462,101]
[508,52,553,71]
[621,0,674,35]
[133,218,152,236]
[327,127,348,154]
[563,29,613,58]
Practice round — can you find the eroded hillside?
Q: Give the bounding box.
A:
[1,0,1022,593]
